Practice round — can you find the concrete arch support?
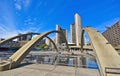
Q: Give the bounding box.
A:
[0,30,69,71]
[81,27,120,76]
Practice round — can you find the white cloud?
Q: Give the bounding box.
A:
[0,1,18,38]
[0,23,18,38]
[0,21,40,39]
[0,22,42,39]
[24,18,34,26]
[23,0,31,8]
[0,0,41,39]
[14,0,31,10]
[15,3,21,10]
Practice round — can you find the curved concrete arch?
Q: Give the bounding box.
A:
[0,32,58,52]
[0,32,39,46]
[81,28,85,53]
[0,30,69,71]
[81,27,120,76]
[0,31,68,51]
[46,36,58,52]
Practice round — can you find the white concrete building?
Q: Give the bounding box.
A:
[70,13,82,46]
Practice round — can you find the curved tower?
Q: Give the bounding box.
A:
[75,13,82,46]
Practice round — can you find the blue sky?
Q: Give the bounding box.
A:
[0,0,120,42]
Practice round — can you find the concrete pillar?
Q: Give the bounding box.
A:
[35,55,43,64]
[72,58,75,67]
[75,13,82,46]
[77,57,80,67]
[66,57,69,64]
[56,24,60,45]
[81,56,87,68]
[70,24,76,43]
[72,58,77,67]
[52,55,58,65]
[66,30,68,42]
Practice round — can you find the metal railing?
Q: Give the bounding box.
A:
[105,67,120,76]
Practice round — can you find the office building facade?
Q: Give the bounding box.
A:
[56,24,68,45]
[102,20,120,46]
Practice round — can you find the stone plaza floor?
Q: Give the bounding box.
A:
[0,63,100,76]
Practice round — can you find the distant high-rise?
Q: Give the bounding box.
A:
[45,38,51,46]
[70,13,82,46]
[102,20,120,46]
[70,24,76,43]
[17,33,32,41]
[56,24,68,45]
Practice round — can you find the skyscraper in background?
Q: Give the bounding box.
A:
[70,24,76,44]
[70,13,82,46]
[56,24,68,45]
